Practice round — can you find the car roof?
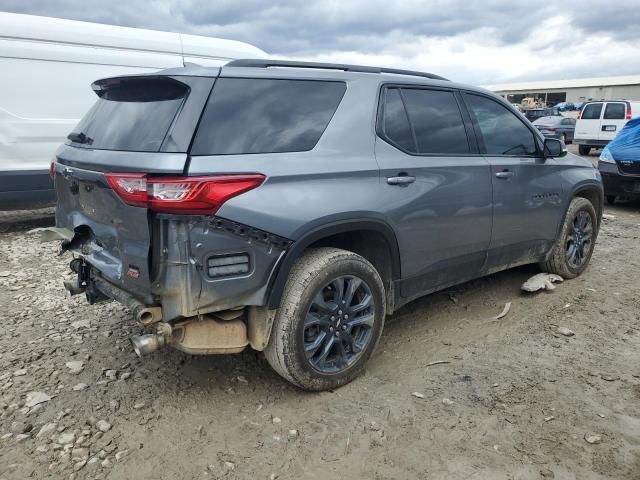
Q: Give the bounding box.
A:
[534,116,564,123]
[112,58,501,99]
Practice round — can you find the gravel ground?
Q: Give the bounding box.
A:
[0,159,639,479]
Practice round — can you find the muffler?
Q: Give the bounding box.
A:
[130,313,249,357]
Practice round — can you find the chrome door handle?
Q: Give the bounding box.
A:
[495,171,513,179]
[387,176,416,185]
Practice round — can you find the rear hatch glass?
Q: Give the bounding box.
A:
[69,77,189,152]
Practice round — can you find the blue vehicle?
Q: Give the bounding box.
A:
[598,117,640,204]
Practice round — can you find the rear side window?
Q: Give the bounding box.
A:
[191,78,346,155]
[381,89,415,152]
[463,93,537,156]
[71,78,188,152]
[581,103,603,120]
[402,89,469,154]
[379,87,469,154]
[603,103,626,119]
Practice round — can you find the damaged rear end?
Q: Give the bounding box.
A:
[50,72,287,357]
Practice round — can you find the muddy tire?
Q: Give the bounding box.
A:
[264,248,385,391]
[540,197,598,279]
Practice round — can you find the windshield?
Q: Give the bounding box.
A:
[70,77,189,152]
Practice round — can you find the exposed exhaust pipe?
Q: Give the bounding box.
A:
[130,323,172,357]
[131,334,166,357]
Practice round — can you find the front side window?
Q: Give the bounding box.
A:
[191,78,346,155]
[581,103,603,120]
[603,103,626,120]
[463,93,537,156]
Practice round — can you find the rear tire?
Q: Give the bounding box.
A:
[606,195,616,205]
[578,145,591,156]
[265,248,386,391]
[540,197,598,279]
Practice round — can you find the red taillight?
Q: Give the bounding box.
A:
[105,173,265,214]
[626,105,632,120]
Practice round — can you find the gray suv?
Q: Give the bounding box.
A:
[50,60,603,390]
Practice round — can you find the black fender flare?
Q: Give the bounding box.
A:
[266,218,401,309]
[555,180,604,240]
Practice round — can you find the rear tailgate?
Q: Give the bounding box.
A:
[54,149,188,300]
[53,74,214,300]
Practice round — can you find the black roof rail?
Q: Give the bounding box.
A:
[225,59,449,81]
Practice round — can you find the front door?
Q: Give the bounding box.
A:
[374,86,493,300]
[461,92,564,271]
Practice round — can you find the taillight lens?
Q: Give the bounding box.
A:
[49,159,56,179]
[626,106,632,120]
[105,173,265,214]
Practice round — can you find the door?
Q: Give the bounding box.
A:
[461,93,564,271]
[374,86,493,300]
[575,102,603,142]
[600,102,628,142]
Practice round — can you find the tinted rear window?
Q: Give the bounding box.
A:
[603,103,626,119]
[382,89,415,152]
[401,89,470,154]
[71,78,188,152]
[581,103,603,120]
[191,78,346,155]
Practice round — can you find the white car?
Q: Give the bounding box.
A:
[574,100,640,155]
[0,12,267,209]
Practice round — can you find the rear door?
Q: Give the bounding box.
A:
[600,102,628,142]
[54,75,214,299]
[461,92,564,271]
[374,86,492,300]
[575,102,603,141]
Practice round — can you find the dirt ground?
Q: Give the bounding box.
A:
[1,150,639,480]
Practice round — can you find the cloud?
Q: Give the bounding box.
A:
[1,0,639,84]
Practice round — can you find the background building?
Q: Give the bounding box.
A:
[488,75,640,106]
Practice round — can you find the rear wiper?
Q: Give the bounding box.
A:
[67,132,93,145]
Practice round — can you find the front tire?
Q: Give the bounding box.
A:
[540,197,598,279]
[578,145,591,156]
[265,248,386,391]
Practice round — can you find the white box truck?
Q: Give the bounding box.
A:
[0,12,267,209]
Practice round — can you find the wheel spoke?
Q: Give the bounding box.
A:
[339,330,362,354]
[304,331,327,359]
[343,277,362,308]
[304,312,330,329]
[348,293,372,315]
[331,278,345,304]
[335,338,348,368]
[345,312,375,329]
[312,292,336,315]
[314,336,336,368]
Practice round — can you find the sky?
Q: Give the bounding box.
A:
[1,0,639,85]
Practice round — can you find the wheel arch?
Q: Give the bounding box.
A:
[266,218,401,310]
[557,182,604,239]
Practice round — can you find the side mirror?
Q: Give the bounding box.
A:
[543,138,567,158]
